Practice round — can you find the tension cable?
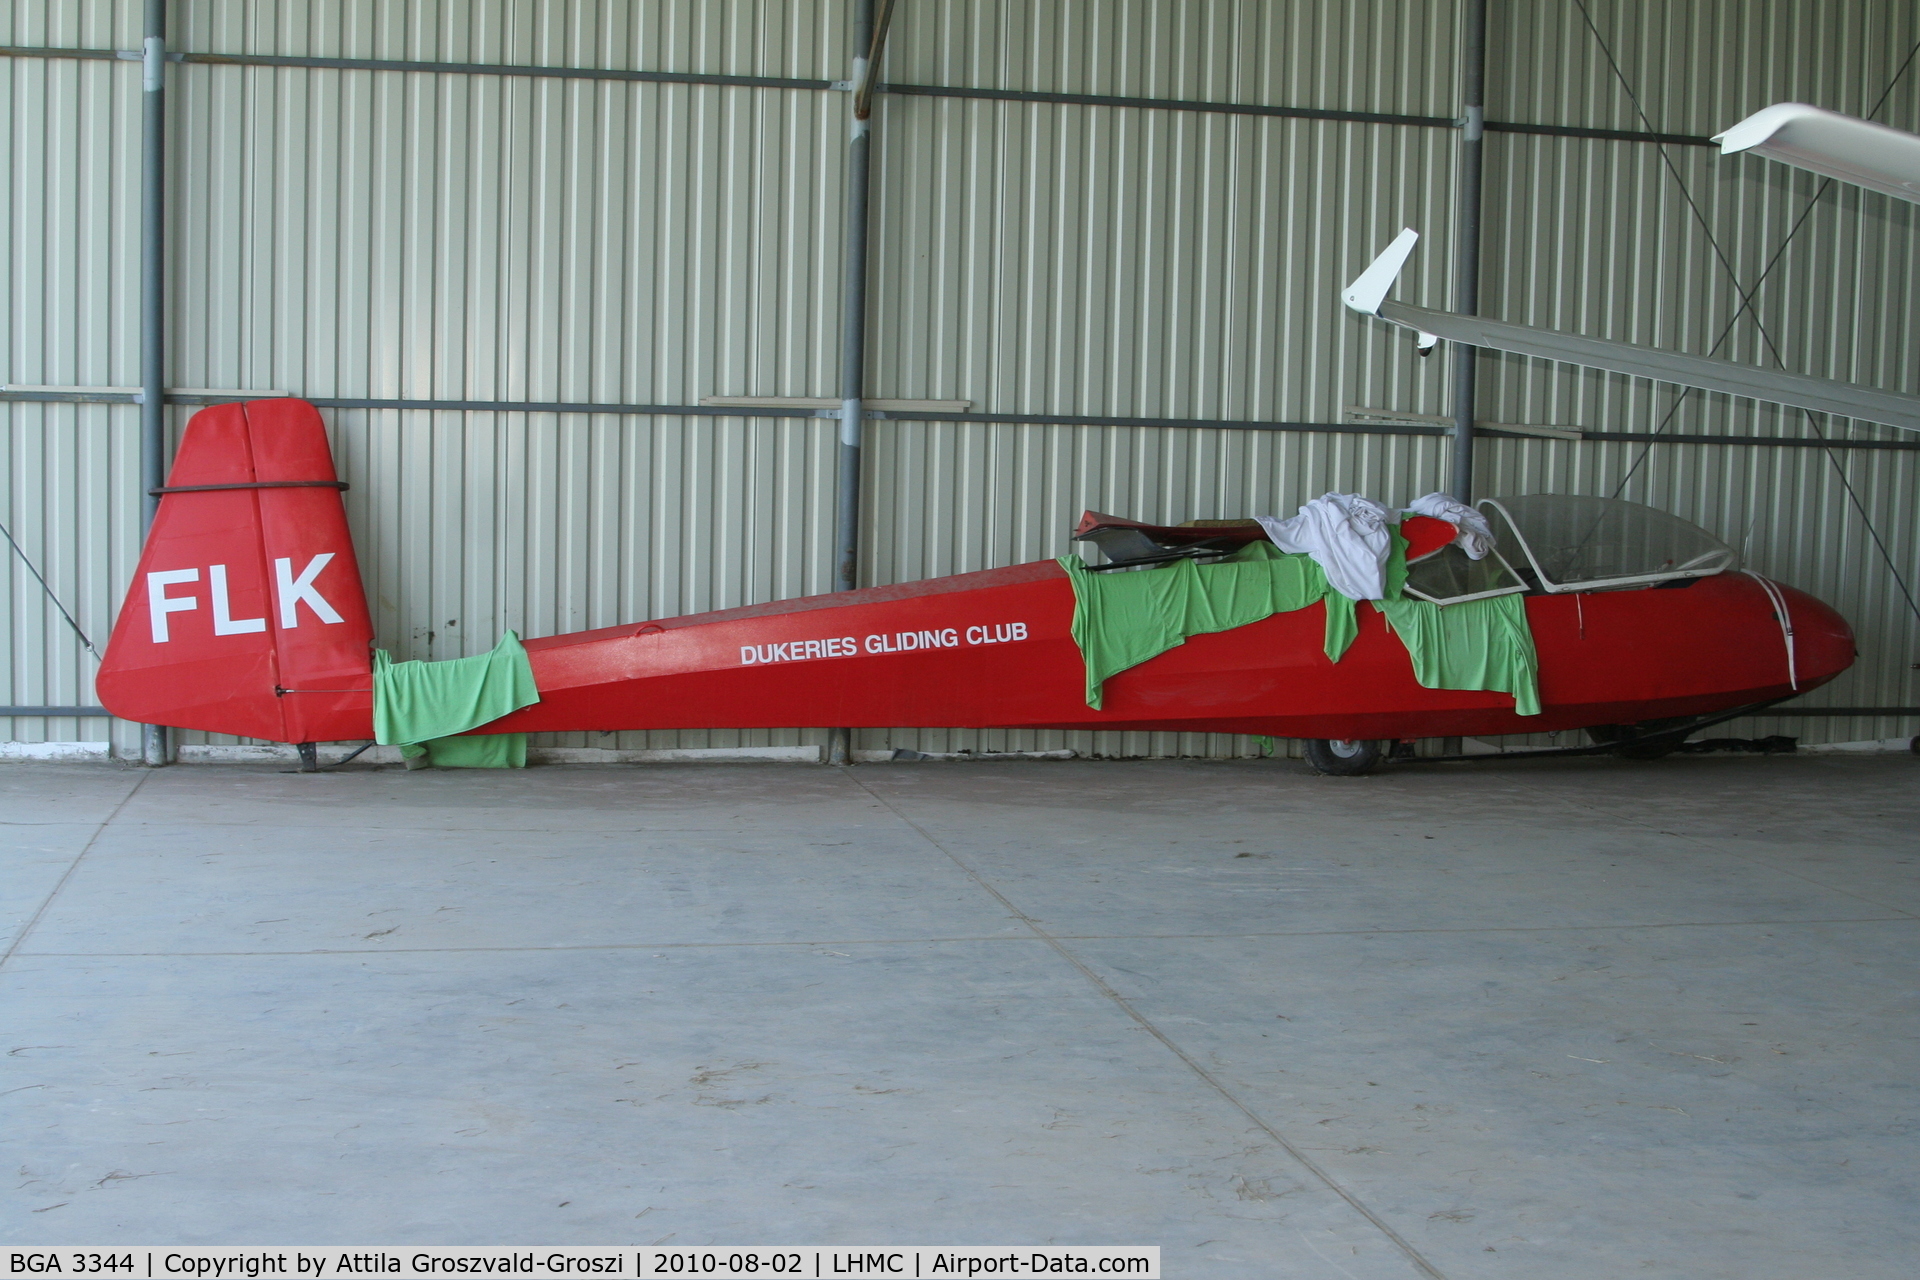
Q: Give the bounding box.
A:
[0,516,100,659]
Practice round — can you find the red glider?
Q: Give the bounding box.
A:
[96,399,1854,772]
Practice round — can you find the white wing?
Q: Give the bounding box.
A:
[1714,103,1920,204]
[1342,233,1920,433]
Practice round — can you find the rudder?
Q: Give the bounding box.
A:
[95,399,376,743]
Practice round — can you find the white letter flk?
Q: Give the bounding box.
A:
[209,564,267,635]
[275,553,345,627]
[146,568,200,643]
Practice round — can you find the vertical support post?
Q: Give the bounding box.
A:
[1450,0,1487,504]
[835,0,876,597]
[829,0,879,768]
[139,0,170,768]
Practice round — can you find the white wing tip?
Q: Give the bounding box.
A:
[1714,102,1834,154]
[1343,228,1421,315]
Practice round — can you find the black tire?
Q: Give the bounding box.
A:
[1304,738,1386,776]
[1585,718,1692,761]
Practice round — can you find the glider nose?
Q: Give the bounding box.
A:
[1776,582,1856,688]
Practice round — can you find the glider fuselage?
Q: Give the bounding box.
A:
[94,399,1855,747]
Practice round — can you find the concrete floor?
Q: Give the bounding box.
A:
[1,755,1915,1276]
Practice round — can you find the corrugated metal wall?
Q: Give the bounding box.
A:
[3,0,1916,759]
[1,2,146,751]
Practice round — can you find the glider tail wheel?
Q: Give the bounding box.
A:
[1304,738,1387,776]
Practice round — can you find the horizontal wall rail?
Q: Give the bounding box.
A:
[1766,707,1920,716]
[1482,120,1712,146]
[0,706,111,716]
[882,83,1713,144]
[5,390,1914,451]
[0,45,1712,145]
[880,82,1456,129]
[0,45,833,91]
[870,411,1920,451]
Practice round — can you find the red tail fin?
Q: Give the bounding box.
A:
[96,398,376,743]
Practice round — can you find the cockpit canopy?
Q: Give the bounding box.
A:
[1478,495,1739,593]
[1073,495,1739,604]
[1402,495,1738,603]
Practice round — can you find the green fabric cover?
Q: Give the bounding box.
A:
[397,734,529,769]
[1373,593,1542,716]
[1060,529,1541,715]
[1060,542,1360,709]
[373,630,540,768]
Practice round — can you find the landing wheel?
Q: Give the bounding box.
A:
[1585,717,1692,761]
[1304,738,1386,776]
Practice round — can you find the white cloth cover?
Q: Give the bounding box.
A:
[1404,492,1497,560]
[1254,493,1394,601]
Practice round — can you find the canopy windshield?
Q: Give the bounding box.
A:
[1402,543,1527,605]
[1477,495,1738,592]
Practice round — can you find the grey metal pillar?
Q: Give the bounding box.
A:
[829,0,880,768]
[834,0,877,598]
[139,0,170,767]
[1450,0,1487,503]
